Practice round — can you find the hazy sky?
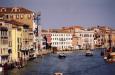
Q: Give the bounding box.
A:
[0,0,115,29]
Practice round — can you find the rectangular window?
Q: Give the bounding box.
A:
[9,41,12,47]
[9,31,11,37]
[10,15,13,18]
[17,38,20,43]
[6,15,9,19]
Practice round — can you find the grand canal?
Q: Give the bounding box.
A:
[1,49,115,75]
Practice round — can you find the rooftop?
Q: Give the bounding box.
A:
[0,7,33,14]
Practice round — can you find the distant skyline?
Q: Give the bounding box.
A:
[0,0,115,29]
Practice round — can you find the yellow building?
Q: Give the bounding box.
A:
[8,20,31,62]
[0,20,12,65]
[0,7,35,63]
[11,22,23,62]
[0,20,33,64]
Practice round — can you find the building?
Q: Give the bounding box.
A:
[41,29,52,49]
[33,12,41,52]
[0,7,37,63]
[0,20,11,65]
[0,19,34,65]
[0,7,33,28]
[111,29,115,47]
[50,26,95,50]
[72,34,79,49]
[49,29,72,50]
[62,26,82,49]
[78,29,94,49]
[90,26,111,48]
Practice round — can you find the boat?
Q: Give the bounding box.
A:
[102,46,114,62]
[104,48,115,63]
[54,72,63,75]
[58,53,66,58]
[85,50,93,56]
[110,52,115,61]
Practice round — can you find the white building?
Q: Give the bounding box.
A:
[51,32,72,50]
[77,29,95,49]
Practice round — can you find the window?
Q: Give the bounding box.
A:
[10,15,13,18]
[16,15,19,19]
[84,34,89,37]
[12,8,20,12]
[5,31,7,36]
[17,38,20,43]
[2,39,8,45]
[9,31,11,37]
[17,9,20,12]
[28,14,31,19]
[12,9,15,12]
[0,23,2,25]
[43,42,46,45]
[9,41,12,47]
[20,15,24,19]
[1,31,3,36]
[90,34,92,37]
[93,35,94,37]
[6,15,9,19]
[80,34,81,36]
[1,8,6,12]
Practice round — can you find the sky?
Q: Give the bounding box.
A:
[0,0,115,29]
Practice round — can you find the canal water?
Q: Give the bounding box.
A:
[1,50,115,75]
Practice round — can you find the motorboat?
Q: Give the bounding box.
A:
[85,50,93,56]
[105,52,115,63]
[109,52,115,62]
[58,53,66,58]
[104,47,115,63]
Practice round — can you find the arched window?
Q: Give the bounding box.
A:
[12,7,20,12]
[1,8,6,12]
